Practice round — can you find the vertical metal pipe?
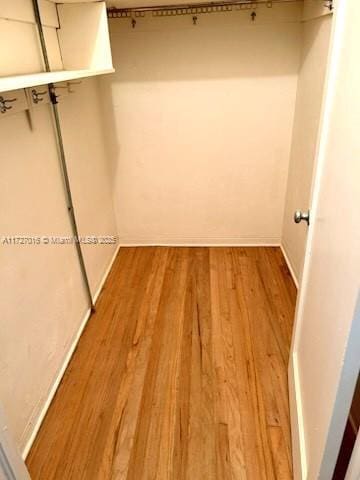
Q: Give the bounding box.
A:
[32,0,95,311]
[31,0,50,72]
[49,88,95,311]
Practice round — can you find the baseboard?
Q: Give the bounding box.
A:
[21,307,91,460]
[93,244,121,303]
[280,243,299,289]
[289,353,307,480]
[117,236,281,247]
[21,244,121,460]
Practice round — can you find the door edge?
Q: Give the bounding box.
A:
[289,353,308,480]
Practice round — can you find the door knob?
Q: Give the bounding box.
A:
[294,210,310,225]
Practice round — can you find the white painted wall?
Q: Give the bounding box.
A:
[100,3,302,245]
[0,78,118,454]
[281,9,332,283]
[57,79,118,296]
[0,403,30,479]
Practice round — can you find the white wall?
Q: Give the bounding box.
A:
[0,78,118,454]
[57,79,118,296]
[100,3,302,245]
[282,8,332,284]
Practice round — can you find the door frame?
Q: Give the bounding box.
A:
[345,430,360,480]
[288,0,360,478]
[0,405,30,480]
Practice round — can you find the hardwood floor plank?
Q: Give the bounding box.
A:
[210,248,247,480]
[27,247,142,479]
[232,250,294,479]
[186,248,216,480]
[26,247,296,480]
[97,247,170,480]
[126,248,189,480]
[230,251,274,480]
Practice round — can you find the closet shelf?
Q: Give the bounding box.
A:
[0,68,115,94]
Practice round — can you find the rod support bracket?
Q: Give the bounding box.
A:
[324,0,333,11]
[49,85,59,105]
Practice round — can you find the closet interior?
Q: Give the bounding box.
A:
[0,0,335,478]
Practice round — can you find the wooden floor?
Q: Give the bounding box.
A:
[27,247,297,480]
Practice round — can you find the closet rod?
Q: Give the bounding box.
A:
[107,0,300,16]
[31,0,95,312]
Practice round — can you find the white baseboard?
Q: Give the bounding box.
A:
[117,236,281,247]
[289,353,307,480]
[280,243,299,289]
[21,308,91,460]
[21,244,121,459]
[93,244,121,303]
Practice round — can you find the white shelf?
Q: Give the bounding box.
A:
[0,68,114,94]
[0,1,114,93]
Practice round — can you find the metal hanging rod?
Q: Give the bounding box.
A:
[32,0,51,71]
[32,0,95,312]
[107,0,300,17]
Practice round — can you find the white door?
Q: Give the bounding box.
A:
[289,1,360,479]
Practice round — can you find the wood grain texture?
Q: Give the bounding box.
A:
[26,247,297,480]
